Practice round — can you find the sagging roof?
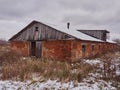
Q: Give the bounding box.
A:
[9,20,104,42]
[42,21,103,42]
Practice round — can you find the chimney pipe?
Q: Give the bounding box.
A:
[67,22,70,29]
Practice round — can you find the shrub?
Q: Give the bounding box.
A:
[0,50,21,65]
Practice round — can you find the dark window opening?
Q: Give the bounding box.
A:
[34,27,39,40]
[82,45,86,53]
[35,27,39,32]
[30,42,36,56]
[92,45,95,51]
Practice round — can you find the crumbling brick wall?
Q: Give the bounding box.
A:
[10,40,118,62]
[10,41,29,56]
[42,40,72,62]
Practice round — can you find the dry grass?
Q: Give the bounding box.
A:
[0,47,95,82]
[0,49,21,65]
[0,58,95,82]
[95,51,120,88]
[0,45,95,82]
[97,51,120,89]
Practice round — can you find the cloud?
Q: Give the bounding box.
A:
[59,0,120,37]
[0,20,26,40]
[0,0,120,40]
[61,0,120,25]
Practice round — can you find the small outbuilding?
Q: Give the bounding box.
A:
[9,20,118,62]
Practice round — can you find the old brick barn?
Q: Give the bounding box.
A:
[9,20,118,62]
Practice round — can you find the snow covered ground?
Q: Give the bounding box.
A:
[84,59,101,65]
[0,79,117,90]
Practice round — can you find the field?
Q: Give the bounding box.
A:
[0,44,120,90]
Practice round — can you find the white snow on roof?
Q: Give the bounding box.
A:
[106,39,116,44]
[41,21,103,42]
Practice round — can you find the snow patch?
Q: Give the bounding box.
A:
[0,80,117,90]
[84,59,101,65]
[116,70,120,76]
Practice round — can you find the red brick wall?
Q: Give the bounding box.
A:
[10,40,118,62]
[71,40,118,61]
[71,40,103,61]
[100,43,115,53]
[10,41,29,56]
[42,40,105,62]
[42,40,72,62]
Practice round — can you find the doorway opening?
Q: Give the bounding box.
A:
[30,41,42,57]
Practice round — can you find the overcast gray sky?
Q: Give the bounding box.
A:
[0,0,120,40]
